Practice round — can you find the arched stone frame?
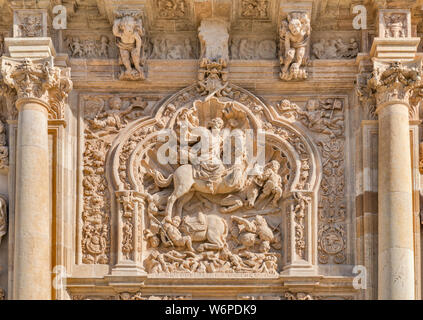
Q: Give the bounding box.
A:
[104,83,322,276]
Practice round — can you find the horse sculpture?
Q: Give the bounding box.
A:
[147,162,250,218]
[179,213,228,252]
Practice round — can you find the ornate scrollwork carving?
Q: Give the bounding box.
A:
[367,61,423,108]
[0,58,72,120]
[81,94,151,264]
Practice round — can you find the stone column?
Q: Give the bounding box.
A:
[369,61,422,299]
[0,55,71,299]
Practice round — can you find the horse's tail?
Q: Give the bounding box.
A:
[153,171,173,188]
[142,159,173,187]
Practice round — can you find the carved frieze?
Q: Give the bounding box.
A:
[285,292,313,300]
[278,12,311,81]
[240,0,269,19]
[119,292,191,300]
[312,38,358,59]
[230,38,276,60]
[149,36,196,59]
[66,35,112,59]
[156,0,187,19]
[113,11,146,80]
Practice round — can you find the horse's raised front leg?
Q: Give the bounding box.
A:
[175,191,194,217]
[165,165,195,218]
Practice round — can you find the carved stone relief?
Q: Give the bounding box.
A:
[278,12,310,81]
[119,292,191,300]
[102,78,319,276]
[0,195,7,246]
[230,37,276,60]
[149,35,197,59]
[380,11,409,38]
[285,292,313,300]
[0,288,5,300]
[0,120,8,170]
[113,11,146,80]
[312,38,358,59]
[13,10,46,38]
[81,94,152,264]
[275,97,347,264]
[156,0,187,19]
[240,0,269,19]
[66,35,112,59]
[0,33,4,56]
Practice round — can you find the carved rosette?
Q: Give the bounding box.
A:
[0,57,72,119]
[368,61,423,113]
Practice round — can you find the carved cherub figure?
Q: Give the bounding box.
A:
[85,39,97,58]
[279,12,310,81]
[69,37,84,58]
[184,38,194,59]
[113,13,145,80]
[255,160,283,207]
[98,35,110,58]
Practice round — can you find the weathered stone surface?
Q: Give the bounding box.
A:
[0,0,423,301]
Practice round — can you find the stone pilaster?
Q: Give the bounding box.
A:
[0,48,71,299]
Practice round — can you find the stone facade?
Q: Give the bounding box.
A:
[0,0,422,300]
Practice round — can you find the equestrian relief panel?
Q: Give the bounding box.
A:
[76,79,329,278]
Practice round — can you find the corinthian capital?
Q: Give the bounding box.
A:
[367,60,423,111]
[0,57,72,119]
